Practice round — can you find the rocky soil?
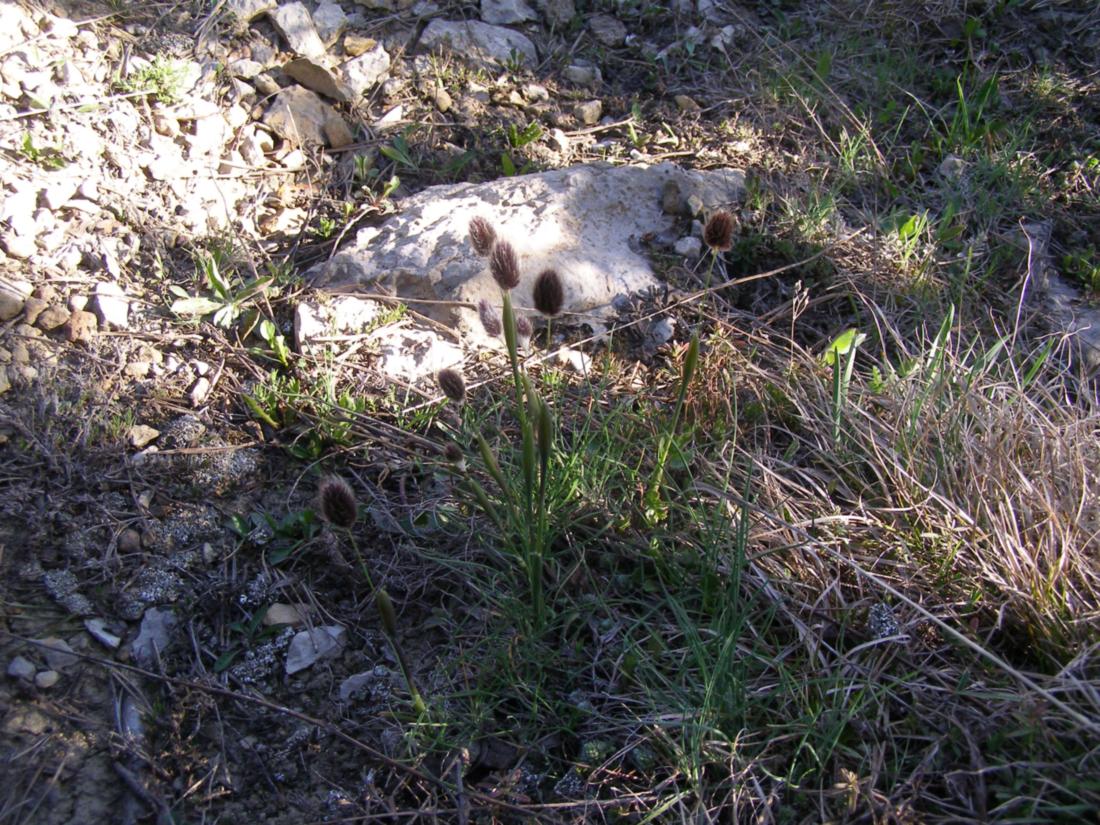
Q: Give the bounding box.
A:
[2,0,1098,822]
[0,1,762,821]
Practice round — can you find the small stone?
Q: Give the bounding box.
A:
[343,34,376,57]
[674,94,701,112]
[36,305,69,331]
[91,281,129,329]
[129,424,160,448]
[228,58,264,79]
[556,347,591,373]
[313,1,349,45]
[132,608,178,668]
[481,0,538,25]
[48,15,79,39]
[644,316,676,348]
[35,670,60,689]
[21,297,46,323]
[939,154,966,180]
[339,44,391,97]
[535,0,574,26]
[418,19,538,69]
[263,85,340,147]
[118,528,143,553]
[374,104,403,131]
[269,2,327,59]
[323,117,355,148]
[284,57,351,102]
[190,377,211,407]
[285,625,346,674]
[574,99,602,125]
[85,618,122,649]
[589,13,627,46]
[252,72,281,96]
[226,0,276,23]
[7,656,35,680]
[0,279,31,320]
[66,309,98,342]
[0,366,9,395]
[549,127,569,153]
[523,82,549,102]
[563,63,600,85]
[432,87,452,112]
[262,603,307,626]
[1,232,36,260]
[124,361,150,378]
[674,236,702,258]
[239,129,270,166]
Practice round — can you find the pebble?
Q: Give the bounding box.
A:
[674,236,702,258]
[549,127,569,153]
[343,34,376,57]
[323,117,355,148]
[588,13,627,47]
[262,602,307,626]
[190,376,212,406]
[36,305,69,331]
[573,99,602,126]
[7,656,35,680]
[563,63,600,85]
[85,618,122,649]
[674,94,701,112]
[0,280,31,320]
[91,281,129,329]
[65,309,98,342]
[118,527,143,553]
[1,232,36,260]
[432,87,452,112]
[34,670,60,688]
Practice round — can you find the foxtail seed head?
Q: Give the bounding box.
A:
[437,368,467,403]
[319,476,358,529]
[532,268,564,317]
[703,210,735,252]
[478,298,502,337]
[489,241,521,291]
[515,314,533,345]
[468,217,496,257]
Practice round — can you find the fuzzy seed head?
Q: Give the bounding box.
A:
[468,216,496,257]
[319,476,358,529]
[437,367,467,403]
[478,298,502,337]
[489,241,521,291]
[532,268,564,317]
[515,314,533,341]
[703,210,735,252]
[444,442,464,463]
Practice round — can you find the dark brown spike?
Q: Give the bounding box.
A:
[532,268,564,317]
[478,298,502,337]
[489,241,521,290]
[319,477,358,529]
[703,210,735,252]
[468,217,496,257]
[437,367,467,403]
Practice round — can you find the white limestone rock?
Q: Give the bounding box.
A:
[269,2,326,59]
[481,0,538,25]
[310,163,745,346]
[286,625,346,674]
[419,19,537,69]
